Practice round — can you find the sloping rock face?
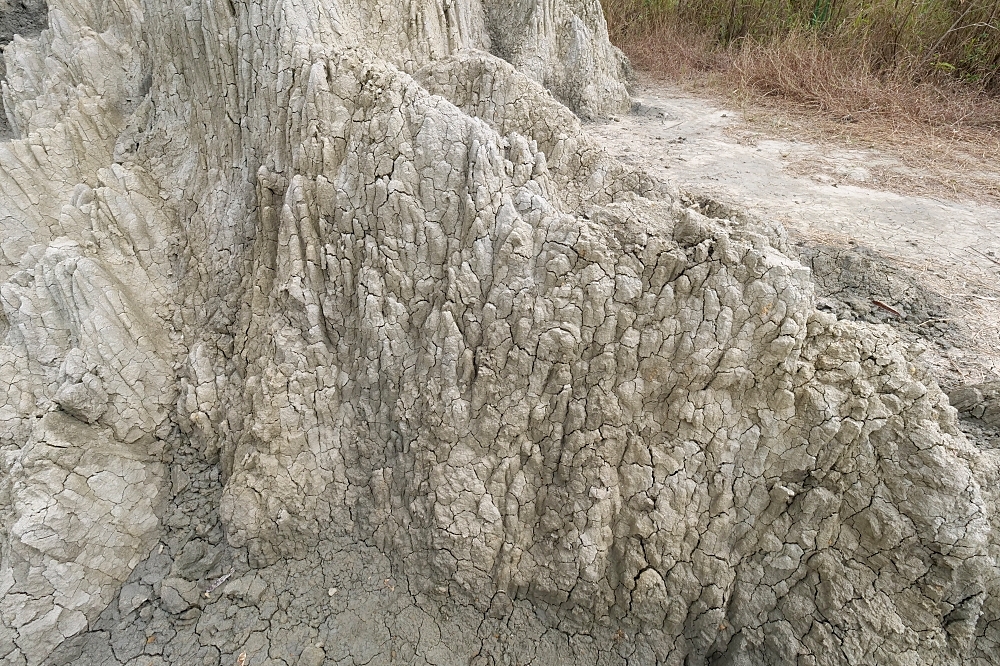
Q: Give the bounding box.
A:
[0,0,47,104]
[1,1,998,665]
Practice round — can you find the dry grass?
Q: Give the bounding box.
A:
[726,38,1000,203]
[729,33,1000,127]
[603,0,1000,89]
[606,14,1000,203]
[612,20,728,82]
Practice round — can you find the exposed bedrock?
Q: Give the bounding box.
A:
[0,0,48,133]
[0,1,998,665]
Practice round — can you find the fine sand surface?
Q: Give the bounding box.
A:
[589,80,1000,401]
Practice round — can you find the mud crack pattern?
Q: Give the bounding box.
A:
[1,1,999,665]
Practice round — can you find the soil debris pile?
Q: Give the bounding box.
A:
[1,1,998,665]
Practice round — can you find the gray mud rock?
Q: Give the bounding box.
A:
[0,0,47,135]
[799,244,952,334]
[950,382,1000,428]
[1,1,1000,665]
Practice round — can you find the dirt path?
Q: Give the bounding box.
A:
[589,80,1000,397]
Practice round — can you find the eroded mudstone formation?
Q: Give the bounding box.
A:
[1,1,998,665]
[0,0,47,102]
[950,383,1000,429]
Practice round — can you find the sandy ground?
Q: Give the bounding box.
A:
[589,80,1000,402]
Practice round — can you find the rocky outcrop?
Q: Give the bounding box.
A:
[1,1,998,665]
[0,236,174,664]
[482,0,631,118]
[0,0,47,123]
[950,382,1000,429]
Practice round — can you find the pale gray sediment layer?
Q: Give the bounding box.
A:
[1,2,998,665]
[0,0,47,135]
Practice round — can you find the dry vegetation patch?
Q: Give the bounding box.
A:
[602,0,1000,202]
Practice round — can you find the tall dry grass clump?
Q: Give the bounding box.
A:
[604,0,1000,89]
[602,0,1000,128]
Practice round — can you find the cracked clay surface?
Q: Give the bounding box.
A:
[1,1,1000,665]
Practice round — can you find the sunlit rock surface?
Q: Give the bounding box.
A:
[0,1,998,665]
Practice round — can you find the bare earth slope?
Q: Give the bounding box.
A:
[1,3,999,666]
[590,86,1000,390]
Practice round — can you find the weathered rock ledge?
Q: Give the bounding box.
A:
[1,1,998,665]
